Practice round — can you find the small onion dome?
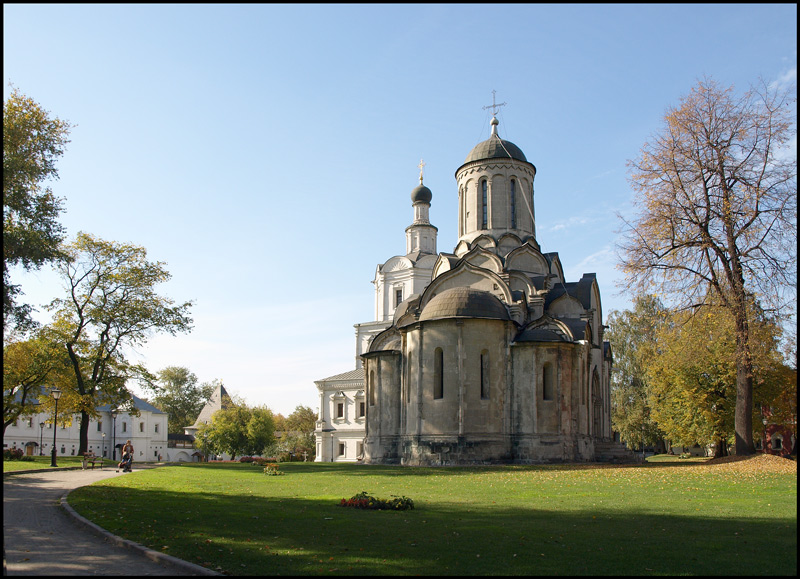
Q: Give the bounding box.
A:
[419,287,510,322]
[411,183,432,204]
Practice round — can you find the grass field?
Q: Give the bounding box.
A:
[2,455,90,471]
[66,455,796,576]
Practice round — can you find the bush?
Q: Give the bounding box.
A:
[263,463,283,475]
[19,455,35,462]
[239,456,255,463]
[339,491,414,511]
[3,448,24,460]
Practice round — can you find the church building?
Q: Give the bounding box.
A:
[317,103,627,465]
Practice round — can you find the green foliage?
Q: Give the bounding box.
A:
[606,294,666,448]
[3,86,71,332]
[200,403,276,458]
[142,366,213,434]
[45,232,193,454]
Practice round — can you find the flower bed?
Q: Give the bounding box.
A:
[339,491,414,511]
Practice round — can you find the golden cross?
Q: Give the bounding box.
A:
[418,158,425,184]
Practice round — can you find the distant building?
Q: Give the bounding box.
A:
[4,395,169,462]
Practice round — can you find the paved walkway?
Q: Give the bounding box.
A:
[3,465,218,576]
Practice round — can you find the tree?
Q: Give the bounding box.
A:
[2,330,66,434]
[617,77,797,455]
[648,296,793,457]
[3,87,71,332]
[283,405,318,460]
[46,232,193,454]
[199,404,276,459]
[142,366,213,434]
[606,295,667,451]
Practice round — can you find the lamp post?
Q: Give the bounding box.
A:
[762,417,769,454]
[50,388,62,467]
[102,432,106,457]
[111,409,118,461]
[39,422,44,456]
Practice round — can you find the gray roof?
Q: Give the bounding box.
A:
[317,368,365,382]
[190,383,232,428]
[464,133,527,164]
[420,287,510,322]
[410,183,432,204]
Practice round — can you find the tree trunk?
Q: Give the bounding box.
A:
[713,437,728,458]
[733,301,756,456]
[78,410,90,456]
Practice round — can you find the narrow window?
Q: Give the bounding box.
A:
[434,348,444,399]
[337,402,344,419]
[122,422,127,433]
[154,423,159,433]
[96,421,102,432]
[510,179,517,229]
[359,401,366,418]
[369,370,376,406]
[139,422,144,433]
[480,350,490,399]
[774,436,783,451]
[542,363,554,401]
[338,442,346,457]
[395,288,403,308]
[481,180,488,229]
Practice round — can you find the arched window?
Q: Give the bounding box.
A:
[542,363,554,401]
[434,348,444,399]
[480,350,490,399]
[510,179,517,229]
[481,180,488,229]
[369,370,376,406]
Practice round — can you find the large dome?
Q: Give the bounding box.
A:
[464,117,527,164]
[464,133,527,164]
[419,287,510,322]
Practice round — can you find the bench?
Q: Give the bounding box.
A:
[82,453,104,470]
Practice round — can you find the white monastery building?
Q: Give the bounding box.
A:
[315,103,633,465]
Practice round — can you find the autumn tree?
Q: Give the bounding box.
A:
[47,232,193,454]
[648,296,793,457]
[2,330,67,434]
[283,405,318,460]
[3,87,71,333]
[617,77,797,455]
[605,295,667,451]
[141,366,214,434]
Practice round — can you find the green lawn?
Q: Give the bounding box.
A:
[67,459,796,576]
[3,455,88,471]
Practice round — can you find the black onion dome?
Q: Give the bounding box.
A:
[411,183,432,204]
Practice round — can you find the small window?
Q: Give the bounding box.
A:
[358,401,366,418]
[28,417,34,428]
[480,350,490,400]
[510,179,517,229]
[395,288,403,308]
[154,423,159,433]
[338,442,346,457]
[122,422,127,433]
[369,371,376,406]
[542,363,554,401]
[96,421,103,432]
[774,436,783,451]
[139,422,144,433]
[337,403,344,419]
[481,180,488,229]
[434,348,444,399]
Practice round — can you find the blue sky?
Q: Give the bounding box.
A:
[4,4,796,415]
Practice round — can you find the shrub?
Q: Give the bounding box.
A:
[263,463,283,475]
[239,456,254,463]
[339,491,414,511]
[19,455,35,462]
[3,448,24,460]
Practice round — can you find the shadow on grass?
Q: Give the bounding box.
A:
[69,482,796,576]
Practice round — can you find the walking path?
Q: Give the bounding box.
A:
[3,465,219,576]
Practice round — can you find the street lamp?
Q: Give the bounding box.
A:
[102,432,106,457]
[111,409,118,461]
[39,422,44,456]
[50,388,62,467]
[762,417,769,454]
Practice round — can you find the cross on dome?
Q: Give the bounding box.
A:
[482,90,506,118]
[418,158,426,184]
